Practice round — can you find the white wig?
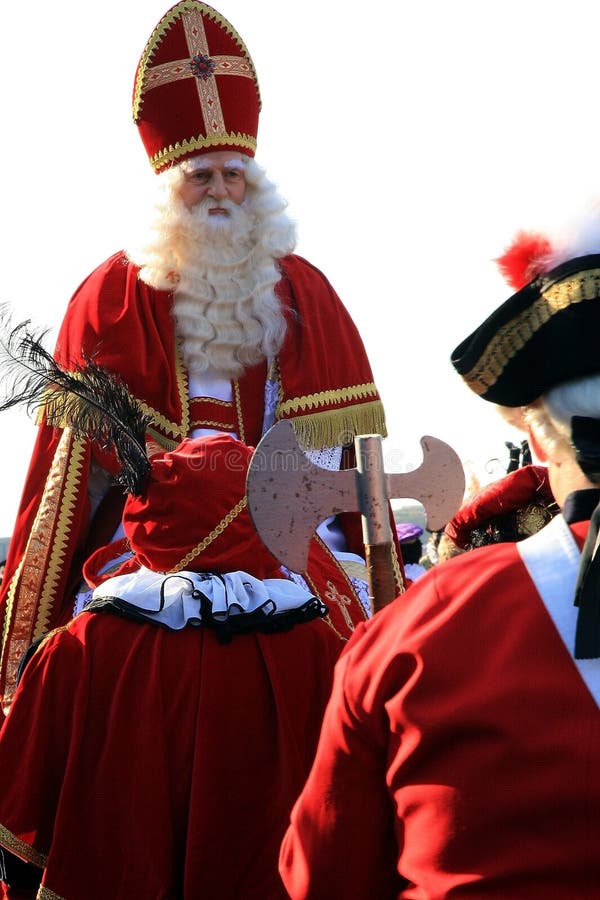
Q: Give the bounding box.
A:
[498,372,600,460]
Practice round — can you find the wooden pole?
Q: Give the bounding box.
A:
[355,434,399,615]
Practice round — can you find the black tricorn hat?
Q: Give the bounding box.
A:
[451,254,600,406]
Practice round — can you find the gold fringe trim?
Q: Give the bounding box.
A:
[463,268,600,395]
[0,822,46,868]
[278,383,380,416]
[149,132,257,172]
[133,0,261,123]
[287,401,387,450]
[169,497,247,572]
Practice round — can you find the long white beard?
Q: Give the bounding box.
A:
[127,165,295,379]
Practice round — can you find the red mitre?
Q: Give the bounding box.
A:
[133,1,261,172]
[122,434,282,577]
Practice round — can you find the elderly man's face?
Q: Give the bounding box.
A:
[178,151,247,213]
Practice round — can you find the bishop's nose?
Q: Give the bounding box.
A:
[207,173,228,200]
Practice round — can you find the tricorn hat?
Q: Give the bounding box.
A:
[451,253,600,407]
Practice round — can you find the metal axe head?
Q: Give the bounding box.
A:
[246,420,357,572]
[386,435,466,533]
[246,421,465,572]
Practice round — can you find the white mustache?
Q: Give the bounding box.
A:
[181,197,254,243]
[192,197,239,220]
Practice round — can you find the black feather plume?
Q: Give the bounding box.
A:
[0,306,153,495]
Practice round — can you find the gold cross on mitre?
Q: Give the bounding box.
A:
[133,2,260,169]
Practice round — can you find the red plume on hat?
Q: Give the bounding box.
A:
[133,1,261,172]
[495,231,554,291]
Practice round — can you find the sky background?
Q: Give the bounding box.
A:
[1,0,600,536]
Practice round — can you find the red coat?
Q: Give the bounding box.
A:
[0,609,345,899]
[280,519,600,899]
[0,252,399,713]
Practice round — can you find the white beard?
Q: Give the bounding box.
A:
[127,163,296,379]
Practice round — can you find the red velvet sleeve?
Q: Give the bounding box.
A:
[279,621,407,899]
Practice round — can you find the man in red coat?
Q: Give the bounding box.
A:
[280,223,600,897]
[0,1,401,715]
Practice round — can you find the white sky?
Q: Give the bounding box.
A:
[2,0,600,536]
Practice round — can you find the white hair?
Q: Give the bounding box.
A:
[157,155,297,260]
[126,155,297,378]
[497,372,600,460]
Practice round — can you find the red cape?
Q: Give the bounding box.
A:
[0,252,401,712]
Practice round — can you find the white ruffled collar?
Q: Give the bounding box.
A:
[89,567,325,633]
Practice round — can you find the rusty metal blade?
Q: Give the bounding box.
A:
[246,420,358,571]
[387,436,465,532]
[247,422,465,572]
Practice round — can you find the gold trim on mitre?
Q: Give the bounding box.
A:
[133,0,261,123]
[149,132,257,172]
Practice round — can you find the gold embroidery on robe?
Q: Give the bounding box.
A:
[0,431,85,709]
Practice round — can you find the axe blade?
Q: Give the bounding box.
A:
[387,436,465,532]
[246,420,358,572]
[247,421,466,573]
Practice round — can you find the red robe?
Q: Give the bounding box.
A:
[0,609,346,899]
[0,252,401,712]
[280,519,600,899]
